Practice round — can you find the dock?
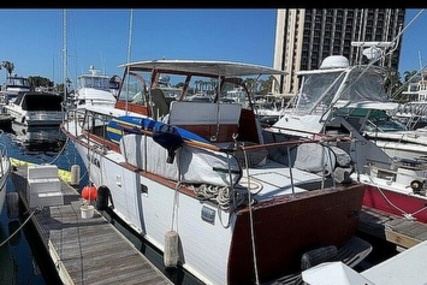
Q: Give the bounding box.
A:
[358,206,427,250]
[10,164,173,285]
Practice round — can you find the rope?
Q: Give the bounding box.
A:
[239,141,260,285]
[364,164,427,221]
[46,137,69,165]
[350,139,420,220]
[0,207,41,248]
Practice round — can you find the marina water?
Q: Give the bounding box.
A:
[0,129,87,285]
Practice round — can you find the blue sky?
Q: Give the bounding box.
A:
[0,8,425,88]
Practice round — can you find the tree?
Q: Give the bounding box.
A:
[2,61,15,77]
[28,76,54,89]
[261,76,275,95]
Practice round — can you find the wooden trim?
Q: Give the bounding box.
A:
[114,101,150,115]
[176,124,239,143]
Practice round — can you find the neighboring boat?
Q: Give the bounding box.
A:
[265,42,427,224]
[254,97,287,127]
[67,65,117,112]
[3,91,65,131]
[392,67,427,129]
[0,75,31,104]
[61,59,370,284]
[301,239,427,285]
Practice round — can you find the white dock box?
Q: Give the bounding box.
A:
[27,164,64,208]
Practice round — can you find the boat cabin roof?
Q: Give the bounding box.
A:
[118,60,287,77]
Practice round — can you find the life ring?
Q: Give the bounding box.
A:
[95,185,111,211]
[410,180,423,194]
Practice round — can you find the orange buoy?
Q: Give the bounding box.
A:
[81,185,97,201]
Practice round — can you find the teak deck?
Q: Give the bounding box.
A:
[11,166,172,285]
[358,205,427,250]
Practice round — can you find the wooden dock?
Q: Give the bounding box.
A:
[10,165,173,285]
[358,206,427,250]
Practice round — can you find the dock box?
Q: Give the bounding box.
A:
[27,165,64,208]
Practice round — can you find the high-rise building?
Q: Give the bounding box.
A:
[273,8,405,96]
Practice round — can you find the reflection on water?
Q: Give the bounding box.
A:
[10,124,67,155]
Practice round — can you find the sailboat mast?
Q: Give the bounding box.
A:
[63,9,67,100]
[124,9,134,113]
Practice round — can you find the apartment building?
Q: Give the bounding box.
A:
[273,8,405,96]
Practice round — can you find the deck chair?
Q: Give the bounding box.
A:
[151,89,169,120]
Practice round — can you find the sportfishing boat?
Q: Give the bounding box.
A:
[0,75,31,104]
[61,59,370,284]
[266,42,427,224]
[66,65,117,113]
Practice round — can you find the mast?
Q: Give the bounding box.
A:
[63,9,67,100]
[125,9,134,113]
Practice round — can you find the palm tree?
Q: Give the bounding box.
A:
[2,61,15,78]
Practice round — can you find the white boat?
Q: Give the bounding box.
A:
[67,65,118,112]
[302,239,427,285]
[0,75,31,104]
[3,91,65,132]
[254,97,287,127]
[61,59,370,284]
[392,68,427,129]
[266,42,427,224]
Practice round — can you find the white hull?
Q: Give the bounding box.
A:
[63,59,367,284]
[3,92,65,128]
[74,141,234,284]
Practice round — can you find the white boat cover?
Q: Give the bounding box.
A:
[302,262,376,285]
[120,134,242,186]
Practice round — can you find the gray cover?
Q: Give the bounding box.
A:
[120,134,242,186]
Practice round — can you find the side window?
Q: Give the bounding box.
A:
[118,74,145,103]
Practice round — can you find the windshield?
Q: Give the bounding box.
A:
[79,76,110,90]
[340,67,389,102]
[364,110,408,132]
[294,67,389,115]
[295,71,345,114]
[6,77,30,87]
